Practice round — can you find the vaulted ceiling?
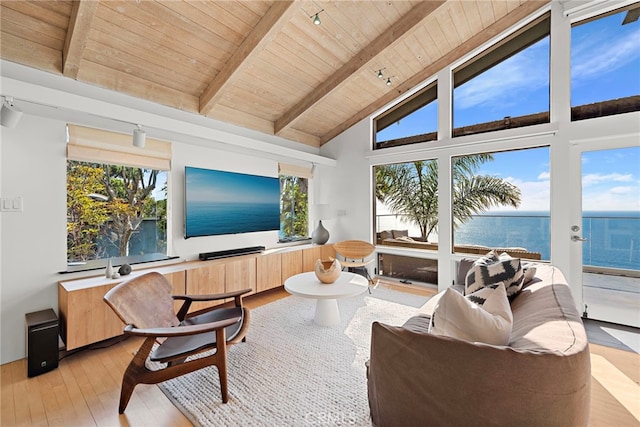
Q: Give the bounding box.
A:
[0,0,549,147]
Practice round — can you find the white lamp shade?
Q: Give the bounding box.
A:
[1,102,23,128]
[132,127,146,147]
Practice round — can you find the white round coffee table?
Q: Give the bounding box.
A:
[284,272,369,326]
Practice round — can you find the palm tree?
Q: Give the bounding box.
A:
[375,154,520,240]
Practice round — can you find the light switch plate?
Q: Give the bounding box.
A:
[0,197,23,212]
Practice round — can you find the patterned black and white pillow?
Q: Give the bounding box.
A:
[465,251,524,298]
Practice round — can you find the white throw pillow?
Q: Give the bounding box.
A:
[429,284,513,346]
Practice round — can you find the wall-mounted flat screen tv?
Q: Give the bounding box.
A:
[184,166,280,238]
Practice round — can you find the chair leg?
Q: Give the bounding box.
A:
[119,336,155,413]
[216,328,229,403]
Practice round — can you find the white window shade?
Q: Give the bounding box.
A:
[67,124,171,170]
[278,162,313,179]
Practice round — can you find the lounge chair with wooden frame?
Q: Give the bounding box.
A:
[103,271,251,413]
[333,239,377,293]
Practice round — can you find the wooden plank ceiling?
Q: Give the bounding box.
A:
[0,0,549,147]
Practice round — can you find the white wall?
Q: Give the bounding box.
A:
[319,118,374,243]
[1,115,68,364]
[0,113,327,364]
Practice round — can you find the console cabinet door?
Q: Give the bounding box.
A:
[185,263,225,312]
[226,257,257,295]
[282,250,303,281]
[257,252,282,292]
[302,244,334,272]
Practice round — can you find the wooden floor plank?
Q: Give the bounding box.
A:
[1,363,16,426]
[0,286,636,427]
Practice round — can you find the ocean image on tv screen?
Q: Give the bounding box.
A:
[185,167,280,238]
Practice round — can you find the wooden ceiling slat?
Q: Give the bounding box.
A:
[90,14,222,76]
[320,0,550,144]
[187,1,260,37]
[82,43,207,95]
[77,60,200,112]
[207,103,275,136]
[0,31,61,74]
[158,1,246,48]
[0,6,67,49]
[199,0,297,115]
[1,1,71,29]
[447,1,475,42]
[98,1,232,61]
[63,0,98,78]
[274,0,446,135]
[477,0,498,28]
[214,1,272,27]
[492,1,510,20]
[85,26,212,91]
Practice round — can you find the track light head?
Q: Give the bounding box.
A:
[377,70,384,79]
[132,124,146,147]
[310,9,324,25]
[386,78,392,86]
[1,96,23,128]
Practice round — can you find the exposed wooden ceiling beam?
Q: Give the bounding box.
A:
[199,0,297,116]
[319,0,550,145]
[274,0,446,136]
[62,0,98,78]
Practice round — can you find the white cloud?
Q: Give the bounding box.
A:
[583,173,634,186]
[492,176,550,211]
[537,171,550,180]
[582,189,640,211]
[609,186,634,195]
[572,27,640,83]
[455,43,548,110]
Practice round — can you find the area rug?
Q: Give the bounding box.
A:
[158,287,429,426]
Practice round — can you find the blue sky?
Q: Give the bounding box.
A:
[378,8,639,213]
[185,167,279,204]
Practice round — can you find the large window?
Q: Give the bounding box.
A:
[452,15,550,137]
[373,82,438,149]
[571,4,640,121]
[66,124,172,272]
[451,147,550,261]
[67,160,168,265]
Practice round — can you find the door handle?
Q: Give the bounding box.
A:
[571,235,588,242]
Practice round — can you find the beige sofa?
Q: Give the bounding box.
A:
[367,264,591,426]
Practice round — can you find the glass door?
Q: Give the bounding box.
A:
[571,144,640,327]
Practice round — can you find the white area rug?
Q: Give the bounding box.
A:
[158,287,429,426]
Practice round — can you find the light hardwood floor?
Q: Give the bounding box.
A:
[2,282,638,426]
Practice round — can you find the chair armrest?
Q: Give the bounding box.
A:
[173,288,252,302]
[123,315,241,337]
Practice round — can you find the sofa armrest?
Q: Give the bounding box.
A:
[367,322,590,427]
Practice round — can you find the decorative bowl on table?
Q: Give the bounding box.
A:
[314,258,341,284]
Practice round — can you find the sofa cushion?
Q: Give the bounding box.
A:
[429,284,513,346]
[465,251,524,298]
[456,258,476,286]
[379,230,393,240]
[391,229,409,238]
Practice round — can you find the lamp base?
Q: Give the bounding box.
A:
[312,220,330,245]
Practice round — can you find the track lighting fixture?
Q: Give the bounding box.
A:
[310,9,324,25]
[377,69,384,79]
[132,124,146,147]
[386,77,392,86]
[1,96,23,128]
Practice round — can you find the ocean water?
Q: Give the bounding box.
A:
[454,211,640,270]
[185,201,280,238]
